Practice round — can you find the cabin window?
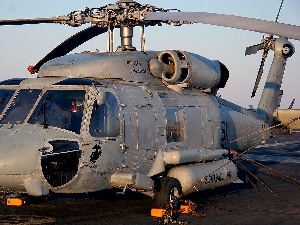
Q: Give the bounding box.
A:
[28,90,85,134]
[1,89,41,124]
[166,107,184,143]
[90,92,120,137]
[0,89,15,115]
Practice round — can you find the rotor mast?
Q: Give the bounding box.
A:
[117,1,135,51]
[118,26,135,51]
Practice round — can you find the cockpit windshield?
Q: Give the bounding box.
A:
[0,89,15,115]
[28,90,85,134]
[1,89,41,124]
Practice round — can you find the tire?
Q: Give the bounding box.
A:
[154,177,183,209]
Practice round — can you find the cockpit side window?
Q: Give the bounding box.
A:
[28,90,85,134]
[0,89,15,115]
[90,92,120,137]
[1,89,41,124]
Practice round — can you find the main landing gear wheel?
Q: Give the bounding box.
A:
[154,177,183,209]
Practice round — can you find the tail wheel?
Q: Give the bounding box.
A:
[154,177,183,209]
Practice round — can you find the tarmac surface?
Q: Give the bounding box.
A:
[0,132,299,225]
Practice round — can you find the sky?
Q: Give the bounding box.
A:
[0,0,299,108]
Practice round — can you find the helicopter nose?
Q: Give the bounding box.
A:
[0,127,47,194]
[0,126,81,195]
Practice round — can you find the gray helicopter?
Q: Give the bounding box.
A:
[0,0,299,209]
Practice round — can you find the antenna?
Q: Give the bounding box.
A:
[288,99,295,109]
[275,0,285,23]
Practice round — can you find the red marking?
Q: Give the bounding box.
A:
[71,104,78,113]
[27,66,38,74]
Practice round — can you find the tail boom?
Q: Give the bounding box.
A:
[257,38,295,125]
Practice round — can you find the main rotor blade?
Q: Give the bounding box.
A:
[29,26,108,73]
[251,56,266,98]
[0,17,68,26]
[145,12,300,41]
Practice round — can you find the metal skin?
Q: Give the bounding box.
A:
[0,49,273,197]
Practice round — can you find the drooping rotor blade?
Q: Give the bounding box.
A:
[28,25,108,74]
[145,12,300,41]
[245,43,264,56]
[251,56,266,98]
[0,17,69,26]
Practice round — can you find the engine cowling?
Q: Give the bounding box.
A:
[149,50,229,90]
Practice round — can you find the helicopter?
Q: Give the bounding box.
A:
[0,0,300,210]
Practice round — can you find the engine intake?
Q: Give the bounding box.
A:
[149,50,229,90]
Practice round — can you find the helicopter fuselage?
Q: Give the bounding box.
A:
[0,50,268,197]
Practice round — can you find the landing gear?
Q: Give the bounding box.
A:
[154,177,183,209]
